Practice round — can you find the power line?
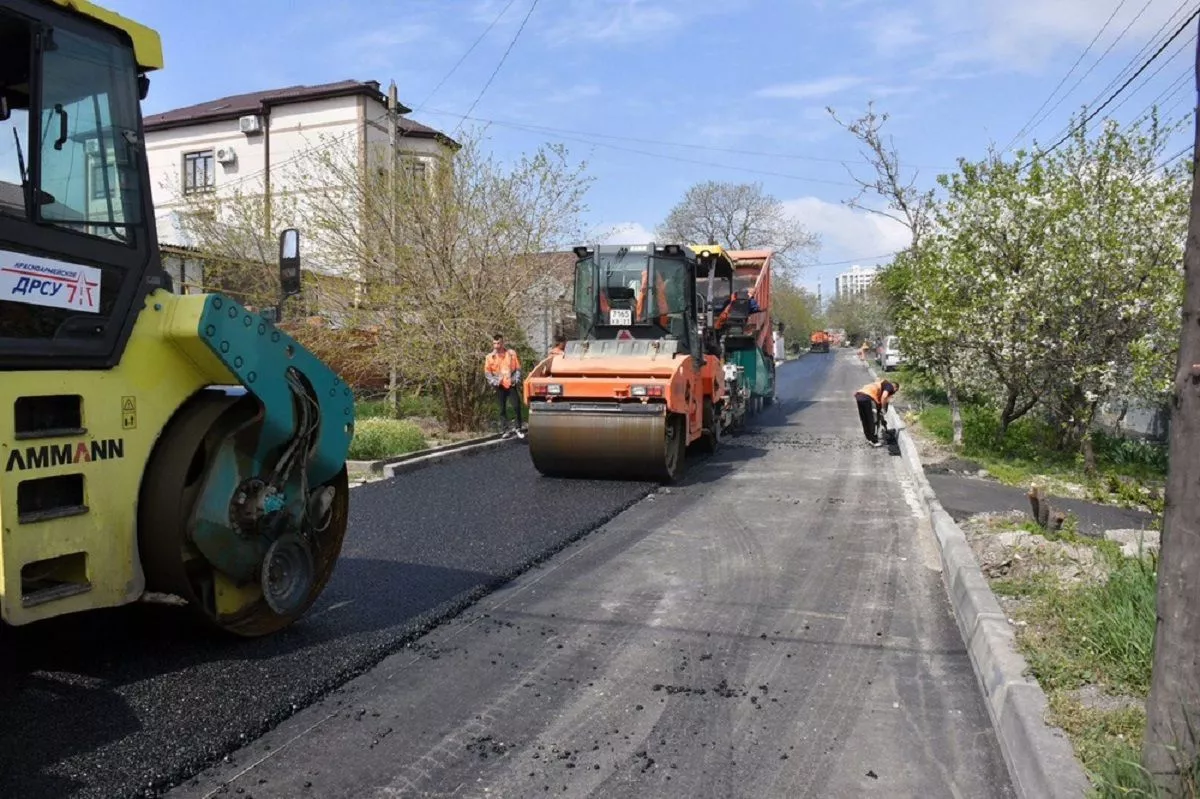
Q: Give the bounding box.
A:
[421,107,955,170]
[1004,0,1131,153]
[454,0,540,135]
[1121,63,1193,132]
[412,0,519,112]
[1107,30,1197,118]
[1038,4,1200,155]
[436,113,865,187]
[801,252,899,267]
[1020,0,1160,148]
[1038,0,1195,148]
[1076,0,1197,107]
[169,5,540,199]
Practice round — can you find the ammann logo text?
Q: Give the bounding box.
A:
[5,438,125,472]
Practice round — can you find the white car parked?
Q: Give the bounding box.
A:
[877,335,904,371]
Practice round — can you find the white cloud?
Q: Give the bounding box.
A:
[542,0,682,44]
[755,76,865,100]
[873,0,1189,76]
[592,221,656,243]
[869,10,929,56]
[782,197,912,260]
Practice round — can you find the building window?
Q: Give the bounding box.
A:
[183,149,215,194]
[402,158,427,182]
[90,161,119,200]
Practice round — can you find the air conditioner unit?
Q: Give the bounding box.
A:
[215,146,237,164]
[238,115,262,134]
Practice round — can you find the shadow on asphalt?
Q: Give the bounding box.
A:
[0,557,497,797]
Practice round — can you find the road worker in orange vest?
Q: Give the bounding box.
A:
[854,377,899,447]
[548,334,567,358]
[485,333,525,439]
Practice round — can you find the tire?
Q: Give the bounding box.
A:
[662,413,687,481]
[698,398,720,454]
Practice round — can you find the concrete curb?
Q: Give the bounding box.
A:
[347,434,514,484]
[870,362,1090,799]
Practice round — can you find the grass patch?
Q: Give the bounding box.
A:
[1018,554,1157,696]
[1087,739,1200,799]
[979,522,1163,794]
[356,393,444,421]
[901,377,1166,513]
[347,418,428,460]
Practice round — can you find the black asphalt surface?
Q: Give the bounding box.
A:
[166,350,1016,799]
[0,440,656,798]
[924,471,1155,535]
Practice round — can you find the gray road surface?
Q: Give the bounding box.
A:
[168,350,1015,799]
[0,436,655,798]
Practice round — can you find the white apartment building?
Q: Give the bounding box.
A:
[834,264,878,298]
[142,79,458,290]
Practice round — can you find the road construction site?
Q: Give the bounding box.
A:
[0,350,1014,799]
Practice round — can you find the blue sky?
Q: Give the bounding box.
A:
[106,0,1197,297]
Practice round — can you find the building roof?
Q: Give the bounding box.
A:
[0,180,86,220]
[143,79,459,148]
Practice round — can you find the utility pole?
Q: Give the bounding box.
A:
[1143,15,1200,793]
[386,80,400,413]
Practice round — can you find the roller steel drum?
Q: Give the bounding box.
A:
[527,402,685,482]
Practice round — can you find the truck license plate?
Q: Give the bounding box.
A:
[609,309,632,325]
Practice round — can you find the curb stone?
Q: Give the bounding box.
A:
[869,361,1090,799]
[347,433,515,485]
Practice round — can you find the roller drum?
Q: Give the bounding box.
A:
[527,402,683,482]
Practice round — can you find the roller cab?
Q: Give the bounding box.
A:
[0,0,354,636]
[524,243,726,482]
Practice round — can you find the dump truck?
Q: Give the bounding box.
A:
[721,249,777,413]
[523,243,728,482]
[0,0,354,636]
[810,330,831,352]
[690,244,750,432]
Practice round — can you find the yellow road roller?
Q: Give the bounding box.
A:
[0,0,354,636]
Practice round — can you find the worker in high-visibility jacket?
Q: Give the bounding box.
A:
[853,377,899,447]
[634,268,670,327]
[548,335,567,358]
[714,287,761,330]
[485,333,525,439]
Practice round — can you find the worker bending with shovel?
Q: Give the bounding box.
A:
[853,377,899,447]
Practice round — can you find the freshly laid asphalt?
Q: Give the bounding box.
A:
[160,350,1015,799]
[0,436,655,797]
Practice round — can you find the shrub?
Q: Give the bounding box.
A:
[347,418,427,460]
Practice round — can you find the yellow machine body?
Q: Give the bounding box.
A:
[1,293,228,624]
[0,0,355,635]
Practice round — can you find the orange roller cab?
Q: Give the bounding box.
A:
[523,243,729,482]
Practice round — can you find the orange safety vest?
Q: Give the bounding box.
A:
[635,269,669,326]
[549,345,564,357]
[485,348,521,389]
[856,379,891,404]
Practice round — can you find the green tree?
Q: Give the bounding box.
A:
[772,274,824,348]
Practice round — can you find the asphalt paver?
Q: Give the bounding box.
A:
[0,440,655,798]
[167,350,1016,799]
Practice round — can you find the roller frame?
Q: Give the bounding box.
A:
[527,400,687,482]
